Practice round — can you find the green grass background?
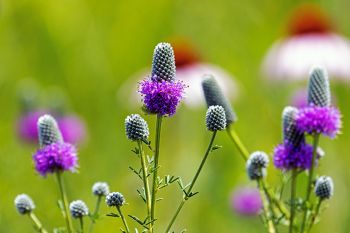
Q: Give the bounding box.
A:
[1,0,350,232]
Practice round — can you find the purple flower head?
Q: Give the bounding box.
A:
[17,110,45,143]
[33,142,78,176]
[139,78,186,116]
[58,115,86,144]
[295,105,341,138]
[231,187,262,216]
[273,142,314,171]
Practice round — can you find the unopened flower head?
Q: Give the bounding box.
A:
[37,114,63,148]
[231,187,262,216]
[139,79,186,116]
[246,151,269,180]
[69,200,89,218]
[33,142,78,176]
[151,42,176,82]
[106,192,125,207]
[201,75,237,125]
[14,194,35,215]
[125,114,149,141]
[273,143,314,171]
[206,105,227,131]
[282,106,305,146]
[92,182,110,196]
[295,106,341,138]
[315,176,334,199]
[307,67,331,107]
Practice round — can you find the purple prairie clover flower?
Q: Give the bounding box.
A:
[58,115,86,144]
[33,142,78,176]
[139,78,186,116]
[273,142,314,171]
[231,187,262,216]
[17,110,45,143]
[295,105,341,138]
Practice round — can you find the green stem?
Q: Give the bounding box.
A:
[150,114,162,226]
[263,180,290,219]
[300,134,320,233]
[116,206,130,233]
[88,195,102,233]
[307,199,323,233]
[289,170,298,233]
[29,212,48,233]
[258,179,277,233]
[262,181,280,229]
[80,217,84,233]
[138,140,153,232]
[56,172,74,233]
[226,125,249,161]
[165,131,217,233]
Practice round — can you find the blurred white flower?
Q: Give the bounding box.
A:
[262,4,350,82]
[118,39,238,108]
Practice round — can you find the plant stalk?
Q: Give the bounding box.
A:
[226,125,249,161]
[88,195,102,233]
[56,172,74,233]
[289,170,298,233]
[150,114,163,226]
[300,134,320,233]
[165,131,217,232]
[29,212,48,233]
[116,206,130,233]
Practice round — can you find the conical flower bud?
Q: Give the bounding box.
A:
[282,106,304,146]
[151,42,176,82]
[202,75,237,125]
[14,194,35,215]
[315,176,334,199]
[307,67,331,107]
[206,105,227,131]
[69,200,89,218]
[125,114,149,141]
[246,151,269,180]
[37,114,63,148]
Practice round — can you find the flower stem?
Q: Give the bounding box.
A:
[307,198,323,233]
[150,114,163,227]
[258,179,277,233]
[79,217,84,233]
[263,180,290,219]
[289,170,298,233]
[56,172,74,233]
[165,131,217,233]
[138,140,153,232]
[29,212,48,233]
[226,125,249,161]
[116,206,130,233]
[88,195,102,233]
[300,134,320,233]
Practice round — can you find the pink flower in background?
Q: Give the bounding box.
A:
[58,115,87,144]
[17,110,46,143]
[230,187,262,216]
[262,4,350,82]
[17,111,86,144]
[118,38,238,108]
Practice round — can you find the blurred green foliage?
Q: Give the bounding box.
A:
[1,0,350,232]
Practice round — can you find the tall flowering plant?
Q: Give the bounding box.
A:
[201,67,339,233]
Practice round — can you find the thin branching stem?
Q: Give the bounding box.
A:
[307,198,323,233]
[289,170,298,233]
[138,140,153,232]
[88,195,102,233]
[150,114,163,226]
[116,206,130,233]
[29,212,48,233]
[165,131,217,233]
[226,125,249,161]
[258,179,277,233]
[56,172,74,233]
[300,134,320,233]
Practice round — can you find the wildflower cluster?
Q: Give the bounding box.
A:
[14,40,339,233]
